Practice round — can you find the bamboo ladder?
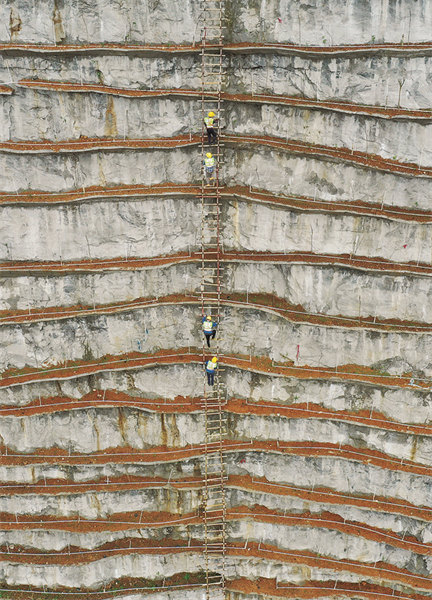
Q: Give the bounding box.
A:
[198,1,227,599]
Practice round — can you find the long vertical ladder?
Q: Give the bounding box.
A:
[198,1,227,600]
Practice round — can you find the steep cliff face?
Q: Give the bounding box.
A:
[1,2,432,600]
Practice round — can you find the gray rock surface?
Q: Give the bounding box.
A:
[1,1,432,598]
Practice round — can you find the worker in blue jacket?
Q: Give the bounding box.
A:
[202,314,218,347]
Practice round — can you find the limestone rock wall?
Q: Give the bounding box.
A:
[1,2,432,600]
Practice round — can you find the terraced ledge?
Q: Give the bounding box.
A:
[0,133,429,177]
[2,505,431,557]
[1,439,430,477]
[2,507,432,556]
[0,538,430,591]
[0,135,199,153]
[1,250,431,278]
[3,393,432,437]
[2,41,432,55]
[4,473,431,524]
[1,291,431,333]
[226,134,432,177]
[229,577,431,600]
[0,42,202,54]
[17,80,432,120]
[0,575,211,600]
[0,578,422,600]
[1,349,430,391]
[1,183,430,223]
[234,474,432,523]
[229,542,432,592]
[0,578,425,600]
[0,183,201,205]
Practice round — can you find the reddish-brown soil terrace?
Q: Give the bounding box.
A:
[1,291,431,333]
[2,393,431,438]
[1,250,431,277]
[1,349,430,391]
[0,135,199,153]
[226,134,432,177]
[0,573,211,600]
[2,41,432,55]
[4,473,432,524]
[0,538,431,591]
[1,183,431,224]
[1,439,430,478]
[0,133,430,178]
[2,508,432,559]
[229,576,431,600]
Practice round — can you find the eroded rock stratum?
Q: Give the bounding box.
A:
[1,1,432,600]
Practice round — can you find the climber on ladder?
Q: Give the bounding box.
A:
[204,111,218,144]
[204,152,216,186]
[205,356,218,386]
[202,314,218,347]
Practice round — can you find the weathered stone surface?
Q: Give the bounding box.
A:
[0,263,199,311]
[226,262,432,323]
[0,198,201,261]
[224,146,432,209]
[2,0,431,46]
[227,53,432,110]
[2,303,432,374]
[223,198,432,262]
[1,1,432,597]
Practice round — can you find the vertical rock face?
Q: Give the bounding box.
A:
[1,2,432,600]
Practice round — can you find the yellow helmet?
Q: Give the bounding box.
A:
[208,111,215,117]
[212,357,218,363]
[206,152,212,158]
[206,315,212,320]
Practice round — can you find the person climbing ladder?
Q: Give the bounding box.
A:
[204,152,215,186]
[204,111,218,144]
[202,314,218,347]
[205,356,218,386]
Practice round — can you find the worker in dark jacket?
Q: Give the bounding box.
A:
[204,111,218,144]
[205,356,218,386]
[202,314,218,347]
